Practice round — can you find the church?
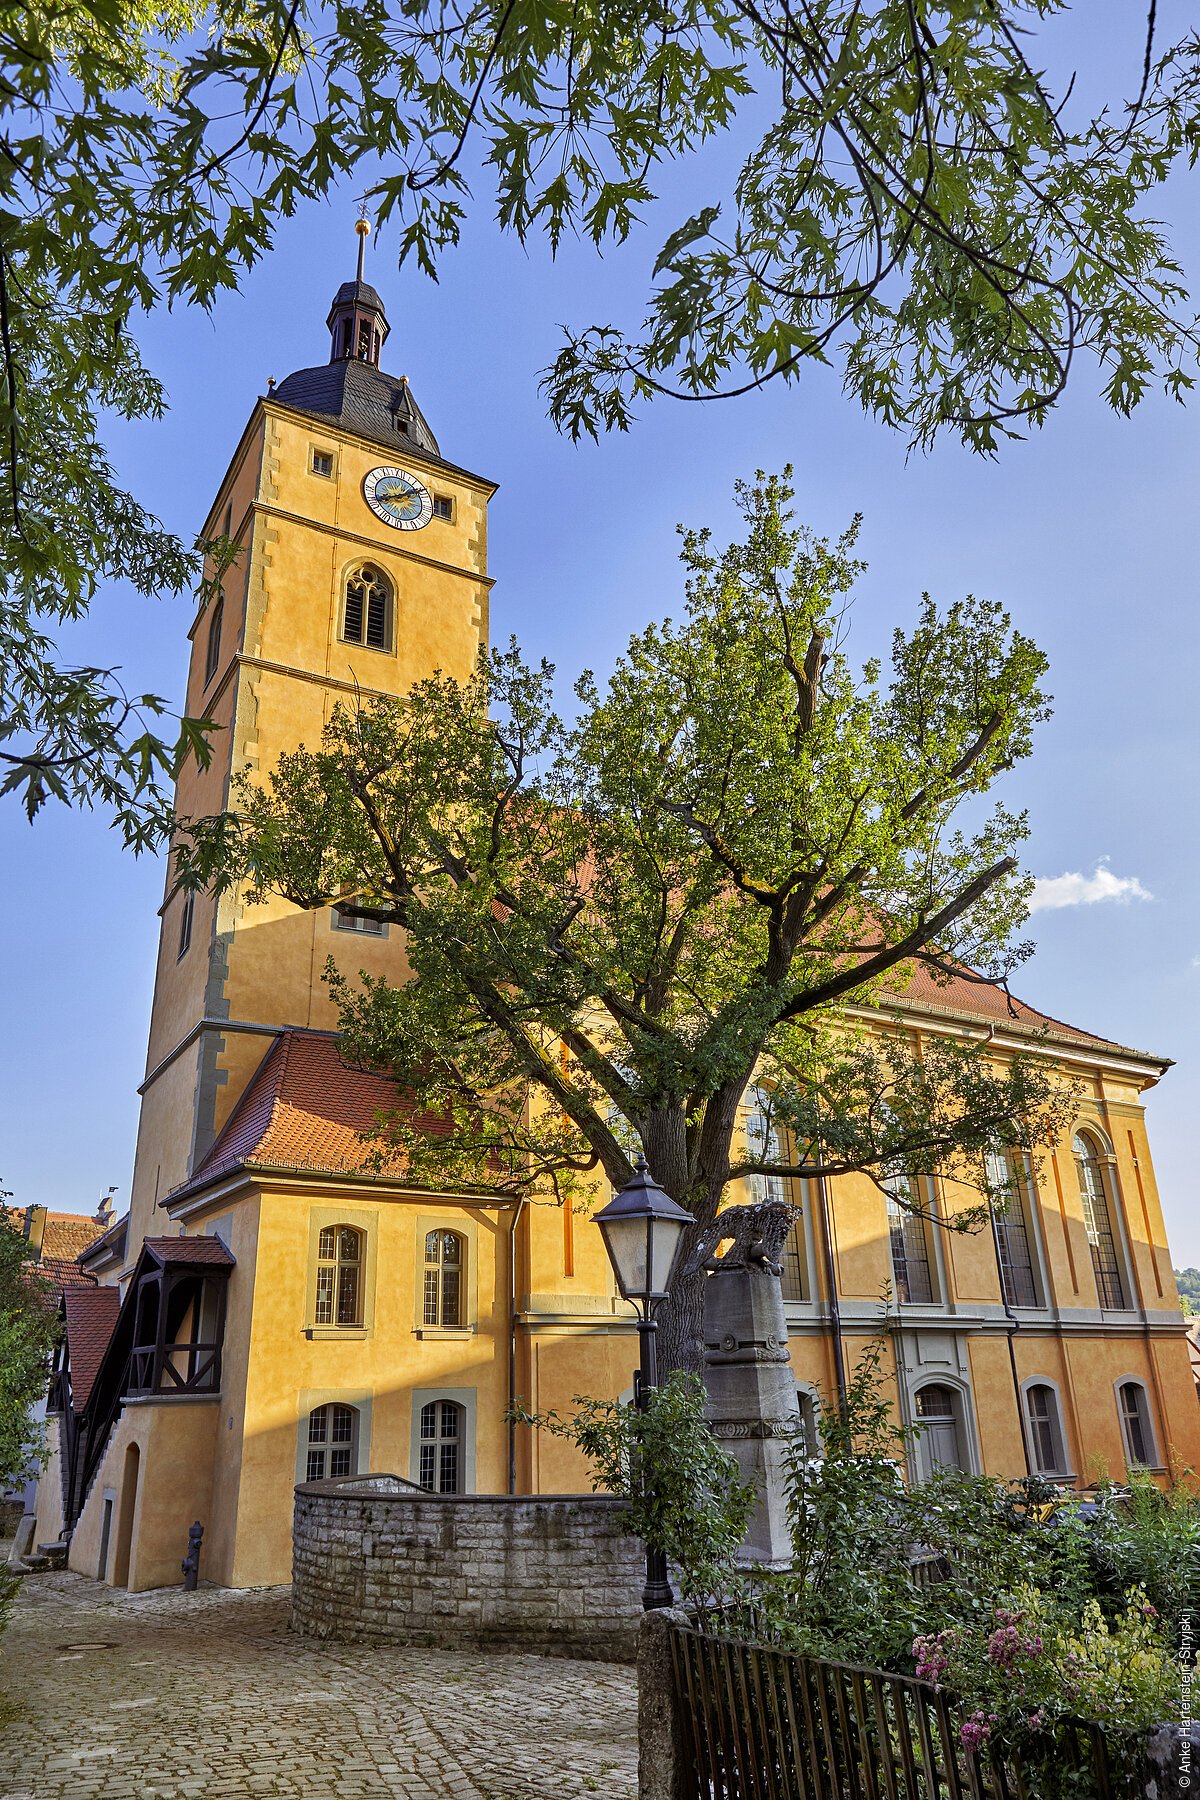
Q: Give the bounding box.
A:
[33,237,1200,1592]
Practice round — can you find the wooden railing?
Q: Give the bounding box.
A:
[128,1341,221,1395]
[666,1614,1131,1800]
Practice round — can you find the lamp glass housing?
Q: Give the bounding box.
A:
[594,1162,694,1309]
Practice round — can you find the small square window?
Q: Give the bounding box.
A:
[332,902,388,937]
[310,449,335,479]
[432,495,453,522]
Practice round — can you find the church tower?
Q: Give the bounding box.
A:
[127,228,496,1255]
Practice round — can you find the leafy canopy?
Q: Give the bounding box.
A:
[181,471,1072,1363]
[0,1200,58,1496]
[3,0,1200,828]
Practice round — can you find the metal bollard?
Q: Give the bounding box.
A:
[181,1520,204,1591]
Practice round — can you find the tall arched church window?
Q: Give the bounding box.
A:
[341,563,394,651]
[306,1403,358,1480]
[986,1147,1041,1308]
[745,1087,787,1204]
[885,1175,935,1304]
[423,1231,464,1328]
[204,597,223,687]
[1073,1133,1128,1309]
[315,1225,364,1327]
[419,1399,463,1492]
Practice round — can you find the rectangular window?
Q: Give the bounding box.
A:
[332,903,387,937]
[177,888,195,960]
[204,596,223,687]
[432,495,453,521]
[336,1264,360,1326]
[311,449,334,478]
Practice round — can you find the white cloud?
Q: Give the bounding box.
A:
[1029,860,1152,914]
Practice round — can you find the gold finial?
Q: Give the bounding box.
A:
[355,210,371,282]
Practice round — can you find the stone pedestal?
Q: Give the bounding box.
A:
[702,1261,799,1568]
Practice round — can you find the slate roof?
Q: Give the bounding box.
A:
[63,1286,121,1412]
[271,359,444,463]
[169,1030,456,1201]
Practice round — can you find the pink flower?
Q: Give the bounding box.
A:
[1026,1710,1046,1730]
[960,1711,996,1752]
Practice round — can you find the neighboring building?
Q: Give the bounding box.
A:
[32,248,1200,1591]
[6,1201,109,1516]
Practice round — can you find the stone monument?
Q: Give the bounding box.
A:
[687,1200,802,1568]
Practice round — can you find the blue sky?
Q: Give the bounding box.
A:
[2,14,1198,1266]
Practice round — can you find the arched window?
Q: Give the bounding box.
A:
[204,596,223,686]
[986,1147,1041,1308]
[1117,1380,1157,1468]
[419,1399,463,1492]
[306,1403,358,1481]
[915,1383,965,1476]
[315,1225,364,1327]
[423,1230,464,1328]
[341,563,393,651]
[1024,1383,1067,1475]
[1074,1132,1128,1310]
[886,1175,936,1304]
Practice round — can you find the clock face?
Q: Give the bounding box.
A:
[363,466,434,531]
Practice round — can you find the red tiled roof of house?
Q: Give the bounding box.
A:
[63,1286,121,1412]
[41,1212,106,1262]
[42,1255,99,1294]
[170,1030,455,1200]
[144,1236,235,1267]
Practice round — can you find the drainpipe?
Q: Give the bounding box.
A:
[814,1158,849,1423]
[506,1196,527,1495]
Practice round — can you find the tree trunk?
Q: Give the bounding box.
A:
[655,1199,724,1376]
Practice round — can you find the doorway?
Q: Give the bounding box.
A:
[111,1444,140,1587]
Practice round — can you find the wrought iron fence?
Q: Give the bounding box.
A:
[667,1613,1130,1800]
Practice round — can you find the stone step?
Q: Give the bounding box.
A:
[35,1541,69,1570]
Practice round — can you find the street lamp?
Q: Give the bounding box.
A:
[594,1155,695,1610]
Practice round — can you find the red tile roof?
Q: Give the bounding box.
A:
[41,1213,106,1261]
[877,961,1157,1060]
[63,1286,121,1412]
[42,1255,100,1294]
[144,1235,235,1267]
[171,1031,455,1200]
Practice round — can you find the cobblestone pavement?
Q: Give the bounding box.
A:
[0,1572,638,1800]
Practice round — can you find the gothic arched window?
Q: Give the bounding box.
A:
[204,596,223,687]
[341,564,394,652]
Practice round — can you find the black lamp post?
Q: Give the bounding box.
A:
[594,1156,695,1610]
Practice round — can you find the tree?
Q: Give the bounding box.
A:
[2,1,1199,830]
[0,1200,58,1501]
[180,471,1073,1368]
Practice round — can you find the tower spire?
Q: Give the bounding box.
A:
[326,212,389,366]
[355,205,370,284]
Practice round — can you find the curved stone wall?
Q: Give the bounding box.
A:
[291,1474,644,1661]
